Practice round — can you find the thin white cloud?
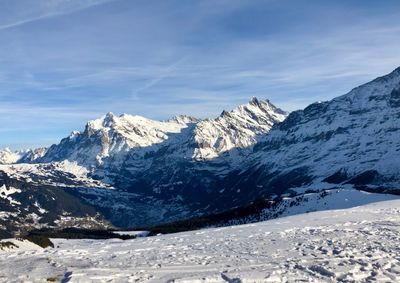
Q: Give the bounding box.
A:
[0,0,115,31]
[132,57,187,96]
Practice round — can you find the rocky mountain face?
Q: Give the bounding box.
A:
[222,67,400,200]
[1,67,400,235]
[192,97,287,160]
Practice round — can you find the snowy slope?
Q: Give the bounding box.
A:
[224,188,400,226]
[0,238,42,252]
[0,199,399,282]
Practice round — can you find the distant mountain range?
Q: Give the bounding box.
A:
[1,67,400,237]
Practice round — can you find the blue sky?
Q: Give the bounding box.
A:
[1,0,400,149]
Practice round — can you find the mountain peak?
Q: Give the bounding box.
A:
[219,110,231,118]
[168,115,200,124]
[193,98,289,160]
[103,112,116,126]
[69,131,81,140]
[249,96,260,105]
[105,111,115,118]
[216,98,288,122]
[247,96,273,107]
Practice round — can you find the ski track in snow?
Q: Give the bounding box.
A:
[1,200,400,282]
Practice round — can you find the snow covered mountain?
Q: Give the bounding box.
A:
[0,98,288,233]
[1,67,400,235]
[192,97,287,160]
[225,67,400,199]
[0,148,47,165]
[39,113,198,167]
[0,149,21,165]
[30,97,287,191]
[39,97,286,167]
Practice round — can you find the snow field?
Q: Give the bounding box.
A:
[0,199,399,282]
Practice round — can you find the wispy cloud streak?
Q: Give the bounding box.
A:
[0,0,115,31]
